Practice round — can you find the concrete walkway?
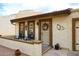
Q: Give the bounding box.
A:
[0,44,79,56]
[0,45,27,56]
[43,48,79,56]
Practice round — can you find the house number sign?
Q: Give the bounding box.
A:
[57,24,65,30]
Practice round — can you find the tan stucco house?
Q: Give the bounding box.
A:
[1,8,77,55]
[11,8,79,51]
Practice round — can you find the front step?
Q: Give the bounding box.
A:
[42,46,52,55]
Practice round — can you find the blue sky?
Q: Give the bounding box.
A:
[0,0,79,16]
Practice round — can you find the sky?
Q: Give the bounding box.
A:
[0,0,79,16]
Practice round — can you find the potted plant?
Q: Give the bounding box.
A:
[54,43,60,50]
[15,49,21,56]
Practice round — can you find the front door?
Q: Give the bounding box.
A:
[75,21,79,50]
[19,22,25,39]
[39,19,52,47]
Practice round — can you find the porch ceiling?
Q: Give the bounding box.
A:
[10,8,72,23]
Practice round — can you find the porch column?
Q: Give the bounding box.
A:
[15,22,19,39]
[25,21,28,39]
[35,20,39,40]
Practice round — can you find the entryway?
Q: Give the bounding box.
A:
[72,18,79,51]
[74,20,79,50]
[39,18,52,53]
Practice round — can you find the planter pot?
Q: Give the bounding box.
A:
[54,43,60,50]
[15,49,21,56]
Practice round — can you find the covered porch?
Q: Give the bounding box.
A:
[12,18,53,54]
[10,8,71,55]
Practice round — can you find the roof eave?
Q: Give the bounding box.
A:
[11,8,72,23]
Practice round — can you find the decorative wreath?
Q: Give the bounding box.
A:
[42,23,48,31]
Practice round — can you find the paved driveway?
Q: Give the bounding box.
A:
[0,45,27,56]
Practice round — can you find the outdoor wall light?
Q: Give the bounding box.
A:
[12,22,16,25]
[37,21,39,25]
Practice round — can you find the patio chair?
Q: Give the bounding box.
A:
[26,33,34,40]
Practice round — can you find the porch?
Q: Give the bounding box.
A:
[1,36,79,56]
[0,35,52,55]
[0,36,42,56]
[11,17,53,55]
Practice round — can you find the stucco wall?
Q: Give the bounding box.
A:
[53,15,72,50]
[15,22,19,38]
[0,15,15,36]
[25,21,28,39]
[53,11,79,50]
[35,20,39,40]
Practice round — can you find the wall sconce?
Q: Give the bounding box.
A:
[37,21,39,25]
[12,22,16,25]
